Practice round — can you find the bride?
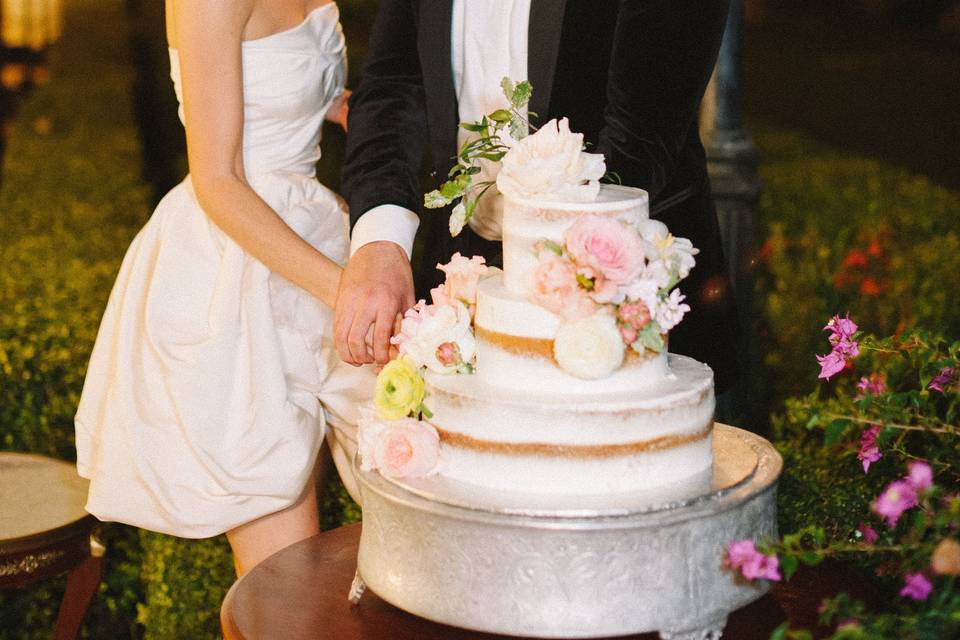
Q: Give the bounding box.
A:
[74,0,371,575]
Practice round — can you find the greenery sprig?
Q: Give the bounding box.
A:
[424,78,533,236]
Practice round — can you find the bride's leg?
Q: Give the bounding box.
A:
[226,463,320,576]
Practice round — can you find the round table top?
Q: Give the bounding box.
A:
[222,523,786,640]
[0,452,92,547]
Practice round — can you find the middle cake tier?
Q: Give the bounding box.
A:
[474,274,668,394]
[424,354,715,495]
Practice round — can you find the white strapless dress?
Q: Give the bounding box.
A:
[75,4,371,538]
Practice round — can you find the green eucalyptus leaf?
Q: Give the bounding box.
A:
[424,189,450,209]
[823,418,850,446]
[781,554,800,580]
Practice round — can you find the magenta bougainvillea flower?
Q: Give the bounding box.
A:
[906,461,933,491]
[928,367,957,393]
[857,523,879,544]
[858,425,882,473]
[899,573,933,601]
[816,314,860,380]
[856,372,887,397]
[724,540,782,582]
[873,479,919,527]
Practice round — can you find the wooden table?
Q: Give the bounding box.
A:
[0,452,104,640]
[223,523,807,640]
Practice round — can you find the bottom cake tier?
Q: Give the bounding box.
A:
[424,354,715,495]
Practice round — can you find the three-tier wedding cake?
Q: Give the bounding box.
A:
[357,110,715,498]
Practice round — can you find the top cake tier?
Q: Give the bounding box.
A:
[501,183,649,296]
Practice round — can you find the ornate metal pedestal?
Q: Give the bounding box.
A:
[351,424,782,639]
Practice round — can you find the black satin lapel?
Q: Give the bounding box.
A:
[418,0,459,168]
[527,0,567,127]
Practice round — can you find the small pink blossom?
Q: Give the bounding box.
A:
[906,461,933,491]
[391,300,428,349]
[858,425,882,473]
[565,215,645,285]
[857,523,879,544]
[928,367,957,393]
[724,540,782,582]
[436,341,459,367]
[430,285,451,308]
[373,419,440,478]
[856,373,887,397]
[531,252,597,320]
[899,572,933,601]
[872,479,918,527]
[816,314,860,380]
[616,300,651,345]
[436,253,488,315]
[817,350,847,380]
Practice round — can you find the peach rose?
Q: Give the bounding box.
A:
[373,419,440,478]
[531,253,596,320]
[565,215,645,285]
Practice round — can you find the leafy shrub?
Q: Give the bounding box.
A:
[752,127,960,416]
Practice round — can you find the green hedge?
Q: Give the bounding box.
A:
[750,126,960,540]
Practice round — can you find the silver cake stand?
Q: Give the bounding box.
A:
[349,424,782,639]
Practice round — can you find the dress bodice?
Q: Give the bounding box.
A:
[168,4,346,177]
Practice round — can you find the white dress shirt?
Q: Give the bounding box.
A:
[349,0,531,258]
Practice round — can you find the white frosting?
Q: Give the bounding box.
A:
[474,275,669,394]
[425,355,715,494]
[501,184,649,296]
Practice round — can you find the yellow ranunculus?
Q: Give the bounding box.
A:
[374,357,426,420]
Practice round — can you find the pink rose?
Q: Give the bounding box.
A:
[391,300,428,350]
[437,253,488,312]
[531,253,596,320]
[373,419,440,478]
[565,215,645,285]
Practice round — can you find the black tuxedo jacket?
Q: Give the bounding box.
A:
[342,0,739,392]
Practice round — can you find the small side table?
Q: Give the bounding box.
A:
[0,452,104,640]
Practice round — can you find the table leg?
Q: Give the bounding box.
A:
[53,536,105,640]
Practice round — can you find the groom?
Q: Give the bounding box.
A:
[335,0,739,394]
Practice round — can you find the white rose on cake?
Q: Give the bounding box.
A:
[496,118,606,202]
[553,311,625,379]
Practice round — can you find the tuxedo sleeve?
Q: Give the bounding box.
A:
[341,0,428,230]
[595,0,729,200]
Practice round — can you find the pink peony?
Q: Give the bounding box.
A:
[531,252,597,320]
[906,461,933,491]
[725,540,782,582]
[437,253,488,312]
[373,419,440,478]
[858,425,882,473]
[565,215,645,285]
[873,479,919,527]
[857,523,879,544]
[899,572,933,601]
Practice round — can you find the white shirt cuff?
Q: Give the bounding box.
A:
[349,204,420,259]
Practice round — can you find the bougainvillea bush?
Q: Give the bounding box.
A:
[753,128,960,413]
[727,317,960,639]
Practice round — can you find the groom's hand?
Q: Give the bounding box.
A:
[334,241,415,366]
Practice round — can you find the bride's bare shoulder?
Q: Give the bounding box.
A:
[164,0,255,51]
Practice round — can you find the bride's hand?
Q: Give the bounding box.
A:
[325,89,350,132]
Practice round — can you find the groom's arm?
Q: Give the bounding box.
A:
[595,0,729,200]
[335,0,424,365]
[342,0,426,257]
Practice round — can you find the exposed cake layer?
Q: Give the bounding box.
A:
[424,354,715,495]
[501,184,649,296]
[474,275,667,393]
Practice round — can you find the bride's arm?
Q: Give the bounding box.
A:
[171,0,342,308]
